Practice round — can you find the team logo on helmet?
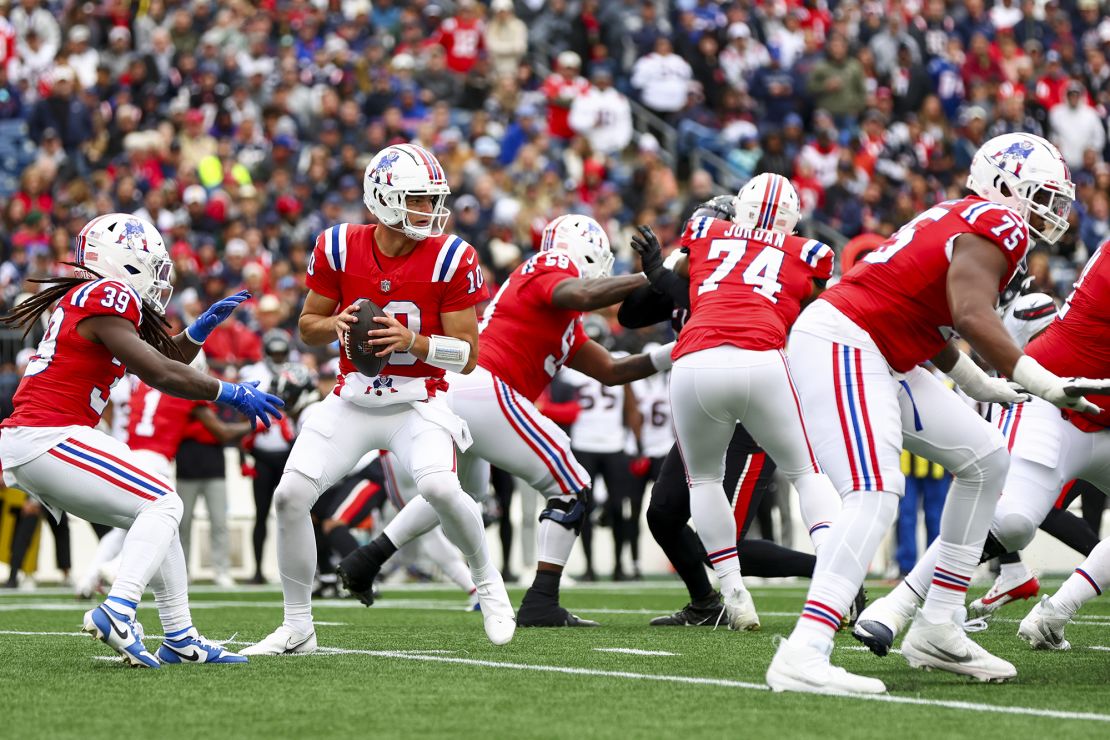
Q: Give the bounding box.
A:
[115,218,150,251]
[992,140,1035,175]
[370,151,400,185]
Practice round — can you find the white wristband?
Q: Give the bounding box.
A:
[945,350,988,389]
[649,342,675,372]
[1012,355,1058,398]
[425,334,471,374]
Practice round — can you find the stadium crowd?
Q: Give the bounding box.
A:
[1,0,1109,581]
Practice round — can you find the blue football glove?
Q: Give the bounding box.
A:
[215,380,285,429]
[186,290,251,344]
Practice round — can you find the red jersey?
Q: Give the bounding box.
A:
[433,16,485,74]
[823,196,1029,372]
[478,251,590,402]
[673,218,834,360]
[1026,243,1110,431]
[306,223,487,383]
[128,382,204,458]
[3,278,143,429]
[542,73,591,139]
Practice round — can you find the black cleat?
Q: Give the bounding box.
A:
[846,586,868,628]
[852,619,895,657]
[649,593,725,626]
[336,563,377,607]
[517,601,600,627]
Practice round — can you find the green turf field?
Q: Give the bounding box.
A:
[1,580,1108,739]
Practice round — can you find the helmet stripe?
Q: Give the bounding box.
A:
[759,176,775,229]
[405,143,443,183]
[766,176,782,230]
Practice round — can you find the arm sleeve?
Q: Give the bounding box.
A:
[618,283,680,328]
[305,232,341,301]
[441,243,488,312]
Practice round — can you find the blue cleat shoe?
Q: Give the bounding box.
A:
[82,604,160,668]
[157,627,248,664]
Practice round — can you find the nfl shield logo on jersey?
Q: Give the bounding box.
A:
[380,279,392,293]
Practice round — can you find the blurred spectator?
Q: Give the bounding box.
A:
[433,0,486,76]
[569,65,632,157]
[807,34,867,126]
[486,0,528,78]
[542,50,590,142]
[1049,81,1105,169]
[631,36,693,118]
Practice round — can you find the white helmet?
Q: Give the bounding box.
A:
[1002,292,1057,348]
[74,213,173,314]
[734,173,801,234]
[540,214,614,279]
[967,132,1074,245]
[363,143,451,241]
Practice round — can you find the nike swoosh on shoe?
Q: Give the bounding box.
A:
[920,644,973,663]
[101,607,130,640]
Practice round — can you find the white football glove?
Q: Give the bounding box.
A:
[946,351,1031,405]
[1011,356,1106,415]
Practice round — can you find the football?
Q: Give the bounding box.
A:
[343,298,392,376]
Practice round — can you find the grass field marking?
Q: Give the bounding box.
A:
[0,629,86,637]
[306,646,1110,723]
[313,621,350,626]
[593,648,679,656]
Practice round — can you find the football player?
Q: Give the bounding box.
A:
[766,133,1104,694]
[624,194,849,627]
[337,214,674,627]
[0,213,282,667]
[243,144,516,655]
[862,238,1110,653]
[659,174,842,631]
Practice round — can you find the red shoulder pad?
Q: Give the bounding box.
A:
[958,201,1029,256]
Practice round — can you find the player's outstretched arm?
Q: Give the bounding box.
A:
[551,273,650,312]
[86,315,221,399]
[299,290,359,346]
[173,289,252,361]
[567,339,674,386]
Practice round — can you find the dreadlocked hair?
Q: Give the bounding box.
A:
[3,262,184,362]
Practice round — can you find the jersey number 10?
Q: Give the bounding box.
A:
[697,238,785,303]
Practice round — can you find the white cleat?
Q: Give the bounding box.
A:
[852,591,917,657]
[969,571,1039,618]
[1018,596,1072,651]
[766,637,886,695]
[240,625,317,656]
[901,610,1016,682]
[474,575,516,646]
[723,586,760,631]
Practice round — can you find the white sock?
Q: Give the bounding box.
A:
[689,481,742,593]
[920,449,1003,623]
[147,534,193,636]
[999,560,1031,582]
[903,538,939,600]
[536,519,578,568]
[422,526,476,593]
[789,490,899,648]
[274,472,318,634]
[384,495,441,547]
[107,497,180,607]
[794,472,841,554]
[1051,538,1110,617]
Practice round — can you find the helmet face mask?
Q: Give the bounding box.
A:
[733,173,801,234]
[75,213,174,314]
[966,133,1075,245]
[363,144,451,241]
[540,214,614,279]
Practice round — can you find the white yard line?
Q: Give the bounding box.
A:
[5,628,1107,724]
[593,648,678,656]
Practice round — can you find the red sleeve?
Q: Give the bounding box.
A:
[542,75,561,100]
[305,231,340,301]
[796,238,835,282]
[521,256,580,305]
[70,279,143,327]
[681,216,715,249]
[441,242,489,312]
